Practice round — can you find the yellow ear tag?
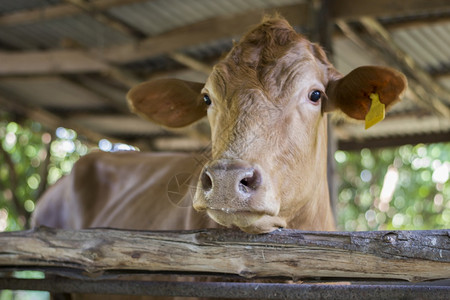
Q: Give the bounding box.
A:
[365,93,385,130]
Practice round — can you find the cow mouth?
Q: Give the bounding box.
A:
[206,209,286,234]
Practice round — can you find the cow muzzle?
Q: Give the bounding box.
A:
[193,159,285,233]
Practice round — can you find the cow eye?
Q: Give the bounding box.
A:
[309,90,322,103]
[203,94,212,106]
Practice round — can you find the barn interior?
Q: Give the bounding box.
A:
[0,0,449,153]
[0,1,449,298]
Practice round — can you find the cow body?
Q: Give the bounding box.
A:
[32,17,406,300]
[33,151,217,231]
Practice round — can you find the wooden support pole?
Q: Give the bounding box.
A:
[308,0,338,220]
[0,227,449,282]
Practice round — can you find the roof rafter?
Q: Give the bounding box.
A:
[0,0,149,26]
[62,0,143,37]
[0,94,125,146]
[329,0,450,21]
[1,1,450,77]
[2,0,449,27]
[168,52,213,75]
[0,4,307,76]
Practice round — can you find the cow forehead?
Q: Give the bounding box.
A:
[207,42,323,105]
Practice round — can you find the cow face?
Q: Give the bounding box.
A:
[128,18,406,233]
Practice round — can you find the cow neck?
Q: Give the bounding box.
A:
[287,116,335,231]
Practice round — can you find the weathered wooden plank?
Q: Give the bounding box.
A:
[0,227,448,282]
[0,50,111,75]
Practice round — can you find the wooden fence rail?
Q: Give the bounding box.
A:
[0,227,449,298]
[1,227,449,281]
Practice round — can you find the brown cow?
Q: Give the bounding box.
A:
[32,17,406,298]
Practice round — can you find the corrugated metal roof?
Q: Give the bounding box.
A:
[0,0,62,15]
[108,0,305,36]
[0,14,133,50]
[0,0,448,150]
[334,37,382,74]
[391,21,450,106]
[391,22,450,72]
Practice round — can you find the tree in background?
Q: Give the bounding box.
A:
[0,112,88,231]
[335,143,449,231]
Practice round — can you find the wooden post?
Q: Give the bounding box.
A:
[308,0,338,219]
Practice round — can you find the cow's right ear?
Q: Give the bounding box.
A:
[127,79,207,128]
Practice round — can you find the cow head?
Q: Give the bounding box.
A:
[127,18,406,233]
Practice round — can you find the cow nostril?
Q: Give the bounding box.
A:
[239,170,261,193]
[201,170,213,192]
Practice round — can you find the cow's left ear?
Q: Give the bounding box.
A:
[324,66,407,120]
[127,79,207,128]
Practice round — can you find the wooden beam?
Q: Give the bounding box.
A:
[2,2,449,77]
[63,0,142,37]
[2,0,449,27]
[0,4,307,75]
[329,0,450,21]
[168,52,213,75]
[338,130,450,150]
[380,15,450,32]
[1,227,449,282]
[0,50,111,75]
[98,3,309,64]
[0,45,141,89]
[358,17,450,118]
[0,0,148,26]
[0,94,124,145]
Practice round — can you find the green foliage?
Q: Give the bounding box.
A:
[335,143,450,231]
[0,112,88,231]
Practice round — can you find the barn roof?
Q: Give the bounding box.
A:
[0,0,449,151]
